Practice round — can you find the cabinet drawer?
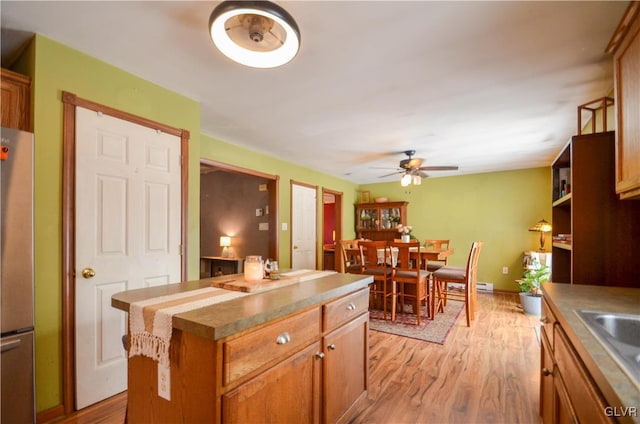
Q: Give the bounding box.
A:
[541,297,556,348]
[554,326,612,424]
[223,307,321,386]
[323,288,369,332]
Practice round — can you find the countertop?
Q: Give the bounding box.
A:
[542,283,640,421]
[112,272,372,341]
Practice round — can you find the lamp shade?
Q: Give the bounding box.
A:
[209,1,301,68]
[220,236,231,247]
[400,173,412,187]
[528,219,552,233]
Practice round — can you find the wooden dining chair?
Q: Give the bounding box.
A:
[422,239,450,272]
[390,240,431,324]
[338,239,362,274]
[432,241,483,326]
[359,240,395,320]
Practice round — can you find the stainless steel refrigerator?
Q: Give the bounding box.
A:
[1,126,35,423]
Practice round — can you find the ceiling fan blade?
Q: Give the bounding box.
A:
[369,166,401,170]
[418,171,429,178]
[378,171,404,178]
[419,165,459,171]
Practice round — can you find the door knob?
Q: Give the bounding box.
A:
[82,268,96,279]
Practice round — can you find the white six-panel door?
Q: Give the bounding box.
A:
[74,107,182,408]
[292,183,317,270]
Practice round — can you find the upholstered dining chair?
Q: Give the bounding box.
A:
[390,240,431,325]
[422,239,450,272]
[359,240,395,320]
[432,241,483,326]
[338,239,362,274]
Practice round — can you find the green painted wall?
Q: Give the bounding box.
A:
[29,35,200,412]
[359,167,552,292]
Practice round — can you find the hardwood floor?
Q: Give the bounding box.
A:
[46,292,540,424]
[349,292,541,423]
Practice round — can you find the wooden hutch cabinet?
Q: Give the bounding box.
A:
[355,201,407,241]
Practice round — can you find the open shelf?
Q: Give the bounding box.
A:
[552,193,572,208]
[552,242,572,251]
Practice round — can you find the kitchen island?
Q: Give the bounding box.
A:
[112,271,373,423]
[540,283,640,424]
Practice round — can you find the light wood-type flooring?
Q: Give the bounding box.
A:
[46,292,541,424]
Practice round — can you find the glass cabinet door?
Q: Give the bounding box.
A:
[379,207,401,230]
[357,208,378,230]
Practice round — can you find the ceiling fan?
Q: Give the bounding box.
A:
[376,150,458,185]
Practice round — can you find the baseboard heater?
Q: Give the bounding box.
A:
[446,282,494,292]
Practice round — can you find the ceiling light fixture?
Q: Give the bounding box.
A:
[400,173,412,187]
[209,1,301,69]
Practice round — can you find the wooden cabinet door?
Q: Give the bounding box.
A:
[222,341,322,424]
[540,330,555,424]
[323,313,368,424]
[612,6,640,199]
[0,69,31,131]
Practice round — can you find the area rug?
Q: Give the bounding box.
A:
[369,300,464,344]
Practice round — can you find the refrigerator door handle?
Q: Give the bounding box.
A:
[1,339,22,353]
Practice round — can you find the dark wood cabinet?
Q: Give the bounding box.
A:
[0,68,31,131]
[355,201,407,241]
[551,132,640,287]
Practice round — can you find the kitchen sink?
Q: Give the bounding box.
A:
[575,310,640,388]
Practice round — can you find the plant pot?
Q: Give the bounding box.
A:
[519,292,542,316]
[401,234,410,243]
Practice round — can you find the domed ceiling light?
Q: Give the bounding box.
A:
[209,1,301,68]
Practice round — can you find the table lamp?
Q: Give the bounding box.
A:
[529,219,552,251]
[220,236,232,258]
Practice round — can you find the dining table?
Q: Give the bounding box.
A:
[409,246,455,268]
[343,243,455,270]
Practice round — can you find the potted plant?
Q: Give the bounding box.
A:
[516,258,550,316]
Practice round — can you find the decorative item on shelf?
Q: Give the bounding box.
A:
[244,255,264,281]
[528,219,552,251]
[374,197,388,203]
[220,236,232,258]
[397,224,413,242]
[208,1,301,69]
[358,190,371,204]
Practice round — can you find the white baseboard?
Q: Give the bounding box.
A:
[446,282,494,292]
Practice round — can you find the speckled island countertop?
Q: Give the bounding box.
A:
[112,272,372,341]
[542,283,640,422]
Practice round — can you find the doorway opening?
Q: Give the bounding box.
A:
[322,188,343,271]
[200,159,279,277]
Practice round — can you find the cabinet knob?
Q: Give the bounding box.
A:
[540,316,548,323]
[275,332,291,345]
[542,367,552,376]
[327,344,336,351]
[315,352,325,359]
[346,302,356,311]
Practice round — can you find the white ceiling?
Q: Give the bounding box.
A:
[1,1,629,184]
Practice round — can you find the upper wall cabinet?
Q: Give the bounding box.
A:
[607,2,640,199]
[1,68,31,131]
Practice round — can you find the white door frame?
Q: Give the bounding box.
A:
[60,92,189,414]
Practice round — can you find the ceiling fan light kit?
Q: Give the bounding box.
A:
[376,150,458,186]
[209,1,301,68]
